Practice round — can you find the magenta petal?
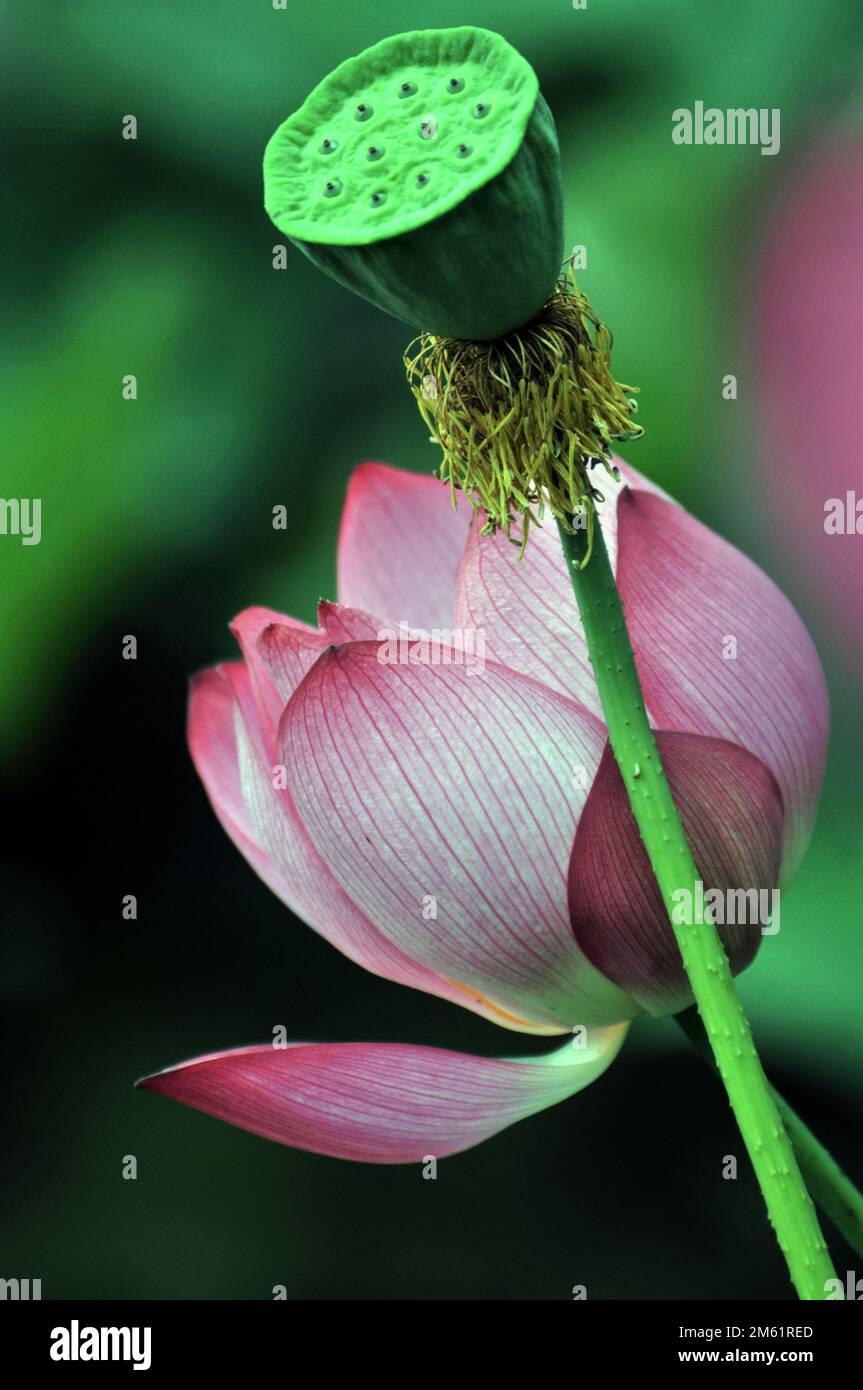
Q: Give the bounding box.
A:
[137,1029,626,1163]
[454,460,667,717]
[615,488,828,880]
[190,658,500,1020]
[281,641,636,1029]
[317,600,381,642]
[187,664,288,899]
[223,672,525,1023]
[257,621,332,704]
[190,663,462,1016]
[568,733,784,1016]
[230,606,317,755]
[338,462,470,628]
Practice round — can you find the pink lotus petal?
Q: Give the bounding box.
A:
[337,462,471,629]
[219,670,532,1025]
[615,489,829,879]
[230,606,316,757]
[281,641,637,1030]
[317,600,381,643]
[137,1027,627,1163]
[257,621,332,705]
[569,733,784,1015]
[454,460,667,717]
[187,664,289,901]
[190,654,565,1033]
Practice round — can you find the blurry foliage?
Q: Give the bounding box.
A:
[1,0,861,1298]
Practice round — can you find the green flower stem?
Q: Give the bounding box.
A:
[557,508,837,1299]
[676,1006,863,1260]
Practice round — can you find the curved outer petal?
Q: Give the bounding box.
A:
[337,462,471,629]
[137,1027,627,1164]
[187,664,292,903]
[189,645,557,1034]
[281,640,638,1030]
[255,619,333,706]
[316,600,381,643]
[615,489,829,880]
[569,734,784,1016]
[454,460,668,718]
[229,606,319,758]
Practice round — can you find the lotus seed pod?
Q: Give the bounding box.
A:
[264,26,564,341]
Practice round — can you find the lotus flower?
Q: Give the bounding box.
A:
[138,461,828,1162]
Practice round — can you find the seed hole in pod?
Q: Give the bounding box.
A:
[446,77,465,94]
[366,145,385,162]
[319,138,338,155]
[416,172,430,186]
[370,191,387,207]
[323,179,343,198]
[398,81,418,98]
[456,144,472,158]
[420,115,438,140]
[354,103,373,122]
[472,102,491,119]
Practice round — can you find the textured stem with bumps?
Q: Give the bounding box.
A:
[558,508,837,1299]
[676,1006,863,1260]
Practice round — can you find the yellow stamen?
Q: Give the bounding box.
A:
[405,261,641,559]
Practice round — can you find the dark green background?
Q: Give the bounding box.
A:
[2,0,861,1299]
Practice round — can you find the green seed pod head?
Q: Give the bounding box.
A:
[264,26,563,341]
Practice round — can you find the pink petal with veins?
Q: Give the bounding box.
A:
[317,600,382,643]
[454,459,667,717]
[189,657,556,1031]
[338,462,471,628]
[137,1027,627,1163]
[281,640,637,1030]
[230,606,315,756]
[615,488,828,879]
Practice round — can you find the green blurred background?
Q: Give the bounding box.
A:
[2,0,861,1299]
